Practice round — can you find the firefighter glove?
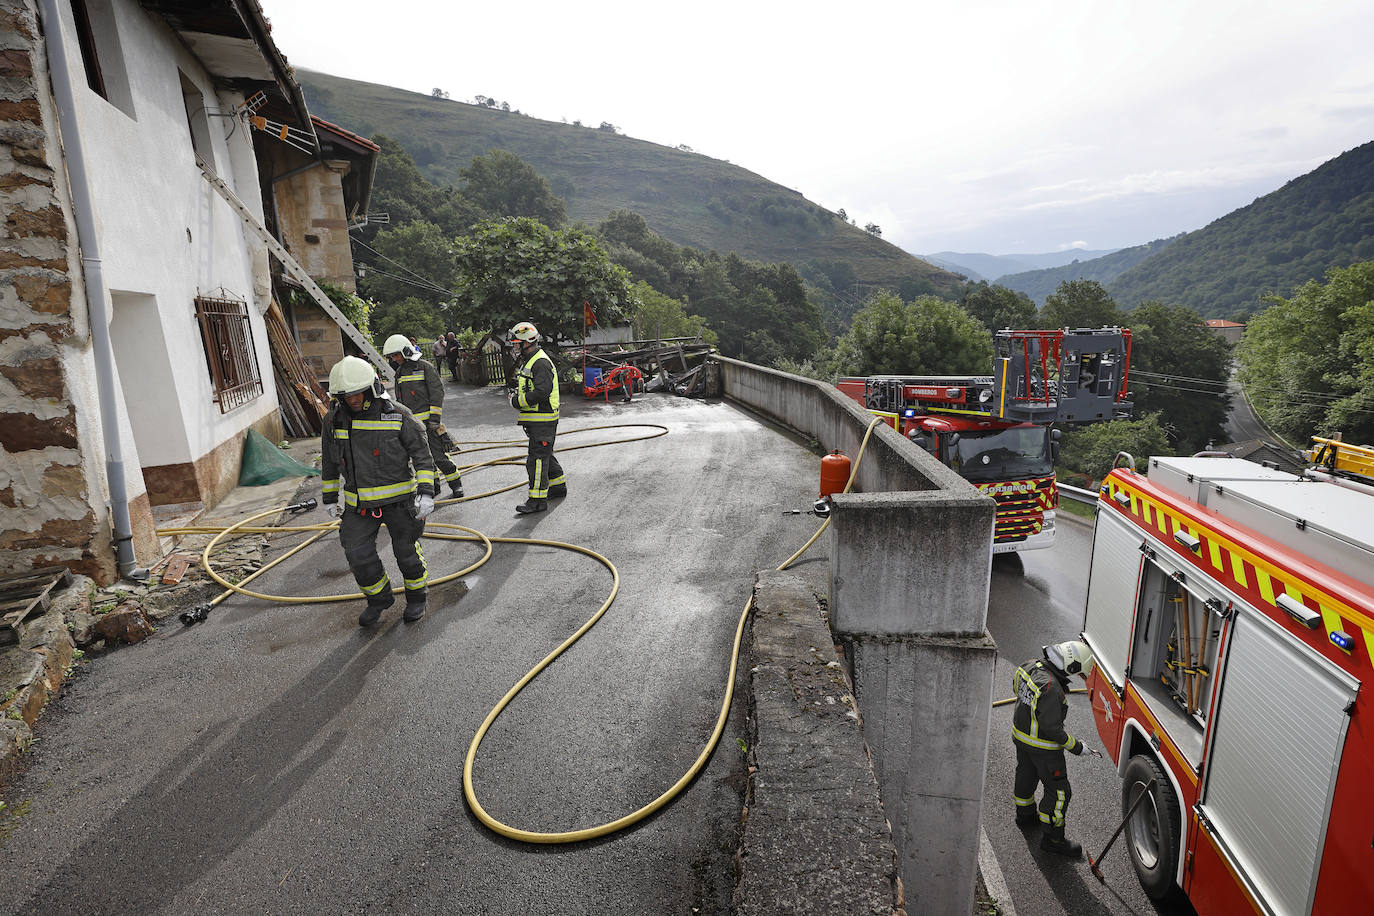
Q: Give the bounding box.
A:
[326,504,345,520]
[415,494,435,520]
[1069,741,1085,756]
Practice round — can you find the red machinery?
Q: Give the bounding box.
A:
[583,364,643,402]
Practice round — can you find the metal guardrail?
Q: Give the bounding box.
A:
[1059,482,1100,506]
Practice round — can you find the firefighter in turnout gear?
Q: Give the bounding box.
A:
[321,356,437,626]
[508,321,566,515]
[1012,639,1095,857]
[381,333,464,499]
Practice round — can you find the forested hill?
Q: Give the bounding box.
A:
[997,237,1177,304]
[298,69,963,297]
[1107,140,1374,317]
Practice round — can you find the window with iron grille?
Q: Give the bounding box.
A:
[194,295,263,413]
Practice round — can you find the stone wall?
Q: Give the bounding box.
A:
[0,0,115,582]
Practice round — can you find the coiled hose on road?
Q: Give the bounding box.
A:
[158,417,884,844]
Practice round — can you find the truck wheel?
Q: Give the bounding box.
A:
[1123,754,1181,901]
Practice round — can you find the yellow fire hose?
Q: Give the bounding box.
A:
[157,418,881,845]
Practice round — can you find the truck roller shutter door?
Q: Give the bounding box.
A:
[1082,507,1141,687]
[1199,609,1356,916]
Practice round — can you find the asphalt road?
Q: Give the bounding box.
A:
[0,385,828,915]
[981,516,1196,916]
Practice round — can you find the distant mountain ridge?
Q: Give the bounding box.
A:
[996,238,1178,303]
[297,69,965,298]
[1106,140,1374,316]
[919,249,1119,283]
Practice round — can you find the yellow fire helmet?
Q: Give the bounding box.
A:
[327,355,377,397]
[381,333,419,361]
[1045,640,1095,679]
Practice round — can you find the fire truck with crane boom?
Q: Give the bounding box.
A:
[836,327,1134,553]
[1078,436,1374,913]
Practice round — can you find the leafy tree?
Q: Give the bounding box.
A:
[1058,413,1173,481]
[961,282,1038,335]
[431,88,449,99]
[828,291,991,377]
[459,151,567,227]
[1127,302,1232,453]
[836,208,848,222]
[628,281,718,346]
[863,222,882,237]
[1236,260,1374,443]
[358,220,457,308]
[363,134,482,240]
[1040,279,1122,329]
[452,217,637,347]
[371,297,444,344]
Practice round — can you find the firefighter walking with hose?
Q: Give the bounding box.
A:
[381,333,465,500]
[1012,639,1099,858]
[321,356,437,626]
[508,321,566,515]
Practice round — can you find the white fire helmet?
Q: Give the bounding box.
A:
[508,321,539,345]
[328,356,378,397]
[381,333,420,361]
[1045,640,1095,679]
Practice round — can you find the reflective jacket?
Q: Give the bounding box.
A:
[392,357,445,426]
[320,394,436,509]
[512,347,559,423]
[1012,658,1082,754]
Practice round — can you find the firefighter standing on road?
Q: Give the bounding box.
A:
[1012,639,1096,858]
[382,333,464,499]
[508,321,566,515]
[321,356,437,626]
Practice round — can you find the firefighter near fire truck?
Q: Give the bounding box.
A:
[1012,639,1102,858]
[381,333,465,500]
[836,327,1133,554]
[321,356,437,626]
[508,321,566,515]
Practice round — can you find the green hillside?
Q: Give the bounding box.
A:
[998,237,1177,304]
[298,70,963,296]
[1108,140,1374,317]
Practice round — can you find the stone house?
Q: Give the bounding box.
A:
[270,116,379,380]
[0,0,341,584]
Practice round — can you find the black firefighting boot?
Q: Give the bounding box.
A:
[549,484,567,498]
[1040,824,1082,858]
[358,592,395,627]
[1015,807,1039,829]
[449,480,464,499]
[515,498,547,515]
[403,588,427,622]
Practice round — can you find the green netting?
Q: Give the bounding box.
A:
[238,430,320,486]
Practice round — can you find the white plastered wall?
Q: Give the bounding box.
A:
[51,0,280,495]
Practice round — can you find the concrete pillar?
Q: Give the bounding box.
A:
[830,492,997,916]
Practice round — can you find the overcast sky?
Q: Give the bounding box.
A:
[262,0,1374,257]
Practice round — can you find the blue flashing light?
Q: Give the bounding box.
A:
[1330,630,1354,652]
[902,408,916,418]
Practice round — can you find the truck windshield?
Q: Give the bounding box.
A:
[949,426,1052,481]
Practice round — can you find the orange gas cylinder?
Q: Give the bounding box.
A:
[820,449,851,499]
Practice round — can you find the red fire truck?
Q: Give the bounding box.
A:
[1081,441,1374,913]
[836,328,1133,553]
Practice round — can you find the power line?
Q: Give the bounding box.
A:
[1129,378,1374,415]
[1132,369,1352,401]
[352,260,457,298]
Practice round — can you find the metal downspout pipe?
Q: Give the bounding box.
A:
[37,0,148,580]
